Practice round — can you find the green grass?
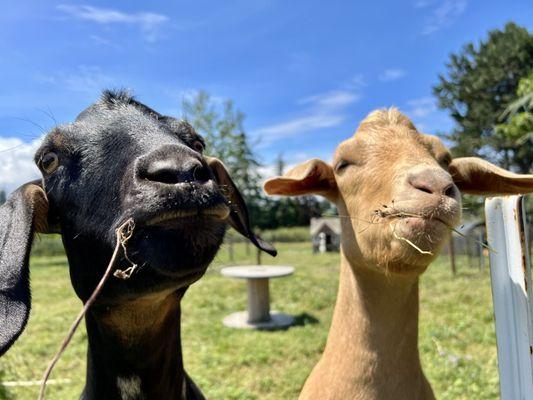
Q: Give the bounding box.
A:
[0,243,498,399]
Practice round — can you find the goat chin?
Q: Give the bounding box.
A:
[124,221,226,275]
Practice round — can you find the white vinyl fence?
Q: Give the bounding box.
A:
[485,196,533,400]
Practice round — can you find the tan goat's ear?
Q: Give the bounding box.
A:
[264,158,337,201]
[450,157,533,195]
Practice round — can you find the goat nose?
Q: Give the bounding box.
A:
[140,159,210,185]
[408,169,456,198]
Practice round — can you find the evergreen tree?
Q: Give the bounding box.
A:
[182,91,263,225]
[182,93,331,229]
[275,153,285,176]
[433,23,533,172]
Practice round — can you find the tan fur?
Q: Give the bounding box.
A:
[24,184,49,234]
[99,289,182,345]
[357,107,417,132]
[265,108,533,400]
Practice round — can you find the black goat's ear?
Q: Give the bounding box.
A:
[0,181,49,356]
[206,157,277,257]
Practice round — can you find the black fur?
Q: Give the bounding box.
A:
[0,91,275,400]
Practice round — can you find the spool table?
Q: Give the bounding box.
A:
[221,265,294,329]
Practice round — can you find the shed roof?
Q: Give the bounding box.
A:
[310,217,341,236]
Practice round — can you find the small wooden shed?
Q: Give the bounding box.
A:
[310,217,341,253]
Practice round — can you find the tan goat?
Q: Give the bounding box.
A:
[264,108,533,400]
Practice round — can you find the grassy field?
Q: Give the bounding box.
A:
[0,242,498,399]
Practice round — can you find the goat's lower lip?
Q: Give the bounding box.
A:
[382,209,454,228]
[144,203,230,226]
[403,216,449,226]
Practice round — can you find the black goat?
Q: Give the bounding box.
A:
[0,90,275,399]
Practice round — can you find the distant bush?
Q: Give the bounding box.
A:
[261,226,309,242]
[28,227,310,259]
[226,226,309,243]
[31,234,65,257]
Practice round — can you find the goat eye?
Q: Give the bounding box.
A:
[335,160,351,173]
[41,152,59,174]
[192,140,204,152]
[439,155,452,167]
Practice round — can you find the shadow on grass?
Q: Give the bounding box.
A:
[255,313,319,332]
[292,312,320,327]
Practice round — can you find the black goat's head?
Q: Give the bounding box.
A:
[0,90,275,356]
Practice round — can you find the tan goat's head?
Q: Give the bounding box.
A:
[265,108,533,274]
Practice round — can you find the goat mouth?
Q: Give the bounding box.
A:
[396,216,449,231]
[377,209,454,229]
[143,203,230,227]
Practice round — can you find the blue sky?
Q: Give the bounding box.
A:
[0,0,531,191]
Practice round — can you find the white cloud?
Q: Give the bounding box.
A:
[251,87,361,147]
[90,35,119,48]
[379,68,407,82]
[299,90,361,108]
[253,114,344,143]
[258,151,325,183]
[406,97,436,118]
[57,4,169,42]
[0,136,43,193]
[348,74,366,88]
[404,97,453,135]
[418,0,468,35]
[35,65,115,94]
[414,0,437,8]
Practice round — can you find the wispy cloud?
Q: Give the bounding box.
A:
[35,65,115,94]
[404,97,452,134]
[57,4,169,42]
[258,151,320,182]
[89,34,120,49]
[252,86,362,146]
[253,114,345,141]
[345,74,366,90]
[406,97,436,118]
[299,90,361,108]
[0,136,42,193]
[416,0,467,35]
[379,68,407,82]
[414,0,437,8]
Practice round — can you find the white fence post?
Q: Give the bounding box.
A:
[485,195,533,400]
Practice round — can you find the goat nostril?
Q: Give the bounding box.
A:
[410,179,434,195]
[146,167,180,184]
[192,165,210,183]
[140,160,210,185]
[444,184,455,198]
[408,170,455,197]
[416,185,433,195]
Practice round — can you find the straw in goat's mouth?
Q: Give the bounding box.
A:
[339,203,464,256]
[39,218,137,400]
[389,221,434,255]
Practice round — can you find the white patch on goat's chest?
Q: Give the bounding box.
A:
[117,375,144,400]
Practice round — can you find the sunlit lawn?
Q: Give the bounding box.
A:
[0,242,498,399]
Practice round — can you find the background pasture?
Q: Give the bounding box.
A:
[0,235,498,400]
